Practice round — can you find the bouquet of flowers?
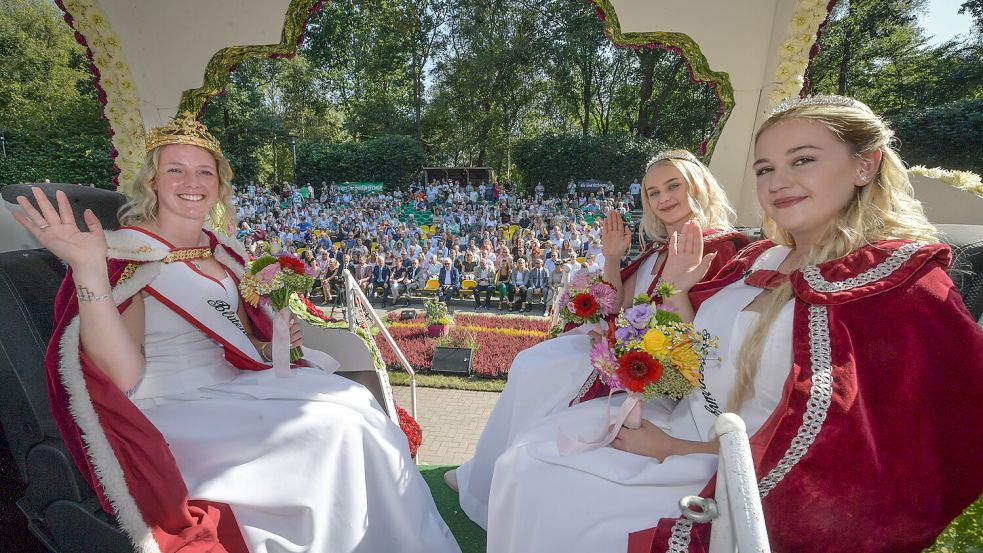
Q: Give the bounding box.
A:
[589,282,716,427]
[240,254,315,364]
[555,269,619,328]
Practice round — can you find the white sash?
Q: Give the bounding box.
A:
[121,228,339,375]
[147,259,267,367]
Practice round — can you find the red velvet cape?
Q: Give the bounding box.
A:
[45,230,271,552]
[569,229,750,404]
[629,240,983,552]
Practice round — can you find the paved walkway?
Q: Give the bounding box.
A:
[393,385,501,465]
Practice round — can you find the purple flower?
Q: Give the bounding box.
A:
[615,325,643,342]
[623,303,653,330]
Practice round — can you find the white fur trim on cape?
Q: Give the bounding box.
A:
[56,230,254,551]
[105,229,169,262]
[57,261,162,553]
[209,230,246,280]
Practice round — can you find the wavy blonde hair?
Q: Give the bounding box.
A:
[638,149,736,243]
[118,145,236,232]
[728,97,939,411]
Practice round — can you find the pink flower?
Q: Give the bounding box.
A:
[257,263,281,284]
[589,282,618,314]
[590,341,622,390]
[568,269,590,290]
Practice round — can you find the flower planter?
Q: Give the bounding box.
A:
[427,324,450,337]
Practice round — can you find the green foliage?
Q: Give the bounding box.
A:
[808,0,983,114]
[512,132,665,195]
[423,296,451,326]
[0,129,114,188]
[889,98,983,173]
[927,492,983,553]
[0,0,113,187]
[296,134,426,189]
[436,331,477,351]
[807,1,983,174]
[196,0,710,183]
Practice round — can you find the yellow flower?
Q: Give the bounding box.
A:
[244,291,260,307]
[669,343,702,387]
[641,329,672,358]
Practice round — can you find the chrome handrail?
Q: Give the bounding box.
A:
[341,269,417,422]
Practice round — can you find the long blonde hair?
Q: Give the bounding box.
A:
[638,149,736,243]
[728,98,939,411]
[118,145,236,232]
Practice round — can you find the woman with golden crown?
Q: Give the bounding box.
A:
[477,96,983,553]
[448,149,749,530]
[14,113,461,553]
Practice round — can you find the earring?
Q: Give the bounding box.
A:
[861,174,871,182]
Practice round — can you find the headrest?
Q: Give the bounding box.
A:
[937,224,983,321]
[0,183,126,253]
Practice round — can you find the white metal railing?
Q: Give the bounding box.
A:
[340,269,417,423]
[679,413,770,552]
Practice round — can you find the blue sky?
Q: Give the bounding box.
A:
[922,0,976,45]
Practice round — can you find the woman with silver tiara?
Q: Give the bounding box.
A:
[448,150,749,530]
[15,114,461,553]
[481,96,983,553]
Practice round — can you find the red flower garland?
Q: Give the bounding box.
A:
[572,292,599,318]
[299,295,339,323]
[616,351,663,393]
[395,403,422,459]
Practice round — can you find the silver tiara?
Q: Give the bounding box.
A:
[647,150,700,170]
[770,95,859,117]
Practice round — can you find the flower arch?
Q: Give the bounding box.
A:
[590,0,735,161]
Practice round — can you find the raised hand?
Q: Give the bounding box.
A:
[659,220,716,292]
[600,210,631,261]
[12,187,108,273]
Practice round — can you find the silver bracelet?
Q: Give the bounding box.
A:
[76,286,112,302]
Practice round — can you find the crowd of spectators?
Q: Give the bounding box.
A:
[232,179,640,317]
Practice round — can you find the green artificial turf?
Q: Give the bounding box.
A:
[419,465,487,553]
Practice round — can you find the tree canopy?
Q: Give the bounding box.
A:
[1,0,980,187]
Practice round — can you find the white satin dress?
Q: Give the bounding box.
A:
[484,246,795,553]
[129,275,461,553]
[456,254,669,529]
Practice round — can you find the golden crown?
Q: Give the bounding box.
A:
[647,149,700,170]
[145,112,223,156]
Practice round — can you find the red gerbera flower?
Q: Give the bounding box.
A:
[616,351,663,393]
[572,292,599,318]
[278,255,307,274]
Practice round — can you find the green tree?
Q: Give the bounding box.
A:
[512,133,665,195]
[0,0,112,186]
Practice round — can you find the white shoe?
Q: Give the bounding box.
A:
[443,468,459,492]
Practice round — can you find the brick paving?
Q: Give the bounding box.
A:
[393,385,501,465]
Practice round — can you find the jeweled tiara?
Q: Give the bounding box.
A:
[646,149,700,171]
[770,95,859,117]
